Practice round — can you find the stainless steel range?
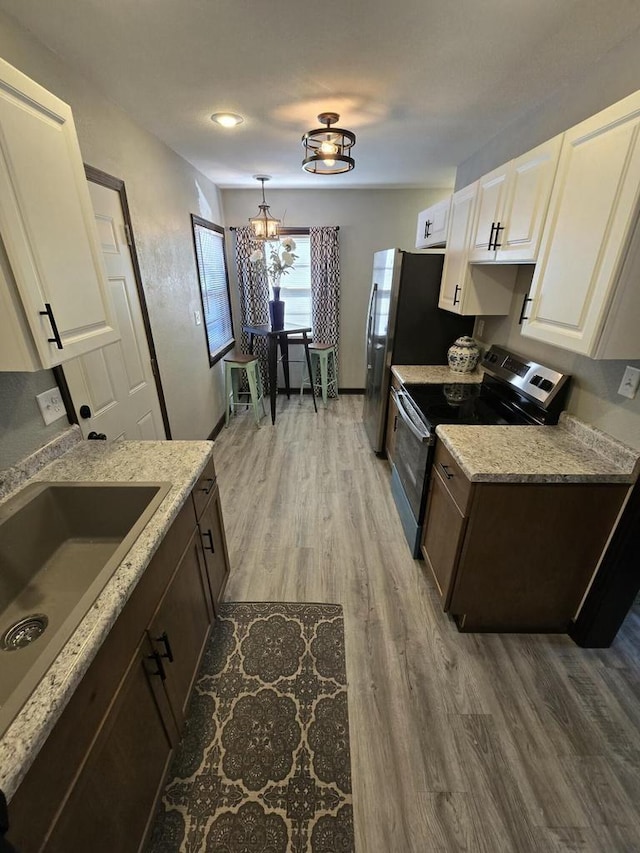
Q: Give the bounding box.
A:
[390,345,571,556]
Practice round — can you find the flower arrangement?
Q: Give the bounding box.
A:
[250,237,297,300]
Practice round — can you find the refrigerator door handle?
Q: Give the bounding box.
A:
[365,281,378,363]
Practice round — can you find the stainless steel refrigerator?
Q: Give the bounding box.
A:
[362,249,474,453]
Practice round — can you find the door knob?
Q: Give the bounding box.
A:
[87,431,107,440]
[79,404,92,419]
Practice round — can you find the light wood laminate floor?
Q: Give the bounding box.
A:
[214,395,640,853]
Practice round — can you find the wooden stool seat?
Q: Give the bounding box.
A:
[224,353,258,365]
[300,343,338,408]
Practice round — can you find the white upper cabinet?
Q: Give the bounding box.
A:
[415,197,451,248]
[0,57,119,372]
[521,90,640,358]
[439,182,518,316]
[468,136,562,264]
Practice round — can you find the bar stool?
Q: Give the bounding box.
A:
[300,343,338,407]
[224,353,265,426]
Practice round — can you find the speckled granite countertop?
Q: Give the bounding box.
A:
[391,364,484,385]
[436,413,640,484]
[0,431,213,799]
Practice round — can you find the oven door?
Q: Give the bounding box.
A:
[391,387,434,521]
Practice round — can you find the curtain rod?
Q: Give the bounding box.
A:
[228,225,339,231]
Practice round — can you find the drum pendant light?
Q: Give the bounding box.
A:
[249,175,280,241]
[301,112,356,175]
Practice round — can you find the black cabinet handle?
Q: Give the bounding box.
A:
[493,221,504,249]
[202,529,215,553]
[453,284,461,306]
[393,415,398,432]
[154,631,174,663]
[440,463,454,479]
[518,294,533,324]
[87,431,107,440]
[147,649,166,681]
[39,303,63,349]
[487,222,496,251]
[424,219,432,239]
[201,477,215,495]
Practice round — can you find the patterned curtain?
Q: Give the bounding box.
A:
[233,226,270,391]
[310,227,340,395]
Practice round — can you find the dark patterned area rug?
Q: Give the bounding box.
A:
[147,602,354,853]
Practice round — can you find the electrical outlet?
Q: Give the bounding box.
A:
[617,365,640,399]
[36,386,66,426]
[194,310,202,326]
[476,319,485,338]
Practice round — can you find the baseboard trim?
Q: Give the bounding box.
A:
[208,413,226,441]
[291,387,365,395]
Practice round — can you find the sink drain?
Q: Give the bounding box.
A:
[1,614,49,651]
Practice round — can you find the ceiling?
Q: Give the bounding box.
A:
[1,0,640,189]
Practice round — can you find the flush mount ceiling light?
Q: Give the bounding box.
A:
[301,112,356,175]
[249,175,280,241]
[210,112,244,128]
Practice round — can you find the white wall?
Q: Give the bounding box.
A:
[0,10,227,470]
[221,188,449,388]
[455,29,640,451]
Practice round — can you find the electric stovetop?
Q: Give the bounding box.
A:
[402,381,535,429]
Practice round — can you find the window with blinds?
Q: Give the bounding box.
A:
[271,232,312,330]
[191,215,234,366]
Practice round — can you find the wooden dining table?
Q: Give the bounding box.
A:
[242,323,317,424]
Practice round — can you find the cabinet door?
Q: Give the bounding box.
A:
[439,182,478,314]
[421,469,466,608]
[522,90,640,355]
[0,57,119,369]
[198,483,231,608]
[385,389,399,466]
[495,135,562,263]
[44,636,175,853]
[468,165,509,262]
[415,197,450,248]
[149,527,213,728]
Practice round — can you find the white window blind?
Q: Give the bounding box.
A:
[271,234,312,330]
[192,217,234,365]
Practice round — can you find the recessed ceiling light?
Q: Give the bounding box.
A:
[210,112,244,128]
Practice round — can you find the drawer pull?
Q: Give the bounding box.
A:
[201,477,215,495]
[453,284,461,306]
[440,463,454,479]
[203,529,215,553]
[147,649,166,681]
[154,631,174,663]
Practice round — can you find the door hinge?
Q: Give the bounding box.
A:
[150,357,158,378]
[124,223,133,246]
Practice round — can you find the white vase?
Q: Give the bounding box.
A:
[447,336,480,374]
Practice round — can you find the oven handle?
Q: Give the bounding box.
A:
[392,387,433,444]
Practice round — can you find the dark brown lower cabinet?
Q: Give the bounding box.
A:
[422,443,630,632]
[194,482,230,609]
[8,458,231,853]
[44,636,176,853]
[150,528,213,725]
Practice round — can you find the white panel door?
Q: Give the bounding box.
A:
[521,91,640,355]
[63,181,166,440]
[0,57,119,367]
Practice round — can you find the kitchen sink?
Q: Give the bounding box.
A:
[0,481,171,738]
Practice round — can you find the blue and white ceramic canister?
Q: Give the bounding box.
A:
[447,336,480,374]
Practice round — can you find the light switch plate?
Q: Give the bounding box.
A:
[36,386,66,425]
[617,365,640,399]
